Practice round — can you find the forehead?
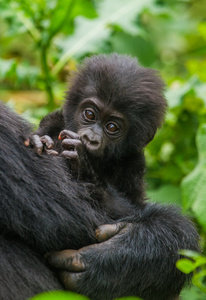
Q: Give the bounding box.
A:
[81,60,137,97]
[82,76,134,104]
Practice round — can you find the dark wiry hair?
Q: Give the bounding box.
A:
[63,53,167,155]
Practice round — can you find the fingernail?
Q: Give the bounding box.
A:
[24,139,30,146]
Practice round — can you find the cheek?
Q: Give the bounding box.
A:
[104,140,123,159]
[106,133,130,159]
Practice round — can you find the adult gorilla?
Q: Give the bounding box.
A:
[0,54,200,300]
[0,101,199,300]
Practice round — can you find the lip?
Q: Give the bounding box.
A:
[82,141,103,157]
[84,141,99,152]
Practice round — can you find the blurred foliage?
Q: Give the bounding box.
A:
[30,291,141,300]
[1,0,206,298]
[181,125,206,232]
[30,291,89,300]
[177,250,206,298]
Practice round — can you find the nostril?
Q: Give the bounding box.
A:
[81,135,101,152]
[82,135,99,146]
[82,134,90,143]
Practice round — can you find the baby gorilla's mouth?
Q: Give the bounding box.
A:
[83,141,99,152]
[81,139,103,157]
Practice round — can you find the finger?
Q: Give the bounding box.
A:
[32,134,43,155]
[45,249,86,272]
[40,135,54,149]
[62,139,82,151]
[60,150,78,160]
[95,222,128,242]
[59,130,80,141]
[45,149,59,156]
[59,271,83,292]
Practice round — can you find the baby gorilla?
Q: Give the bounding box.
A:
[33,53,167,205]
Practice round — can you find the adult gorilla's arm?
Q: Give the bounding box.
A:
[0,103,112,252]
[46,204,199,300]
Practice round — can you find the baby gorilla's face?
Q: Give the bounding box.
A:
[75,97,128,158]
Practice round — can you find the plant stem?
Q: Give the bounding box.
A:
[40,46,55,109]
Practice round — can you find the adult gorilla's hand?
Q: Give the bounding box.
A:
[44,206,188,300]
[45,222,131,297]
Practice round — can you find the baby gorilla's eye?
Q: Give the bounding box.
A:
[105,123,119,134]
[84,109,95,121]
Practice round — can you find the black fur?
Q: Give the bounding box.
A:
[36,54,167,205]
[0,54,200,300]
[0,101,199,300]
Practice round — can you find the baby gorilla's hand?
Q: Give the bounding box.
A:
[58,130,82,160]
[59,130,96,181]
[58,130,84,176]
[25,134,58,156]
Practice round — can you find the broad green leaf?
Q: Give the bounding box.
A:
[195,83,206,106]
[198,22,206,40]
[52,0,153,75]
[8,1,41,41]
[176,258,196,274]
[181,124,206,231]
[48,0,97,37]
[186,60,206,82]
[0,58,16,79]
[166,76,198,109]
[193,270,206,294]
[181,285,206,300]
[179,250,203,260]
[71,0,97,19]
[30,290,142,300]
[179,251,206,268]
[30,291,89,300]
[110,32,156,66]
[147,184,181,206]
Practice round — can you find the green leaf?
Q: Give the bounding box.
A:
[179,250,203,260]
[166,76,198,109]
[30,291,89,300]
[0,58,16,79]
[176,258,196,274]
[110,32,156,66]
[147,184,181,206]
[179,250,206,269]
[30,291,142,300]
[195,83,206,107]
[193,270,206,294]
[181,124,206,231]
[198,22,206,41]
[48,0,97,39]
[52,0,153,75]
[71,0,97,19]
[181,285,206,300]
